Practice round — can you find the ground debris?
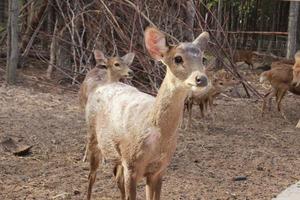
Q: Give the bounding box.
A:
[0,137,32,156]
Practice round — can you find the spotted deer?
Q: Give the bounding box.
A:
[79,50,135,162]
[85,27,209,200]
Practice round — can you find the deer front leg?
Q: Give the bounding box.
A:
[276,89,287,120]
[146,174,163,200]
[123,166,137,200]
[261,90,274,116]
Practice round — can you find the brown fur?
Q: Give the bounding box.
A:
[185,70,240,127]
[78,68,106,111]
[260,60,300,118]
[292,51,300,86]
[85,27,210,200]
[293,51,300,128]
[232,50,254,69]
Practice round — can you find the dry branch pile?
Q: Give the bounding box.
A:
[12,0,260,96]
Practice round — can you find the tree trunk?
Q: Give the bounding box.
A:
[215,0,223,70]
[287,1,299,59]
[182,0,195,41]
[6,0,19,84]
[46,18,58,79]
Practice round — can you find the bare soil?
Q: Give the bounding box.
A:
[0,65,300,200]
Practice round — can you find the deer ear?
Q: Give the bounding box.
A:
[144,27,169,61]
[94,50,107,66]
[193,32,209,51]
[122,52,135,66]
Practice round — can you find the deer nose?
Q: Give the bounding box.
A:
[128,70,134,78]
[195,75,208,87]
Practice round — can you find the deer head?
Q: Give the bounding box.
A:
[94,50,135,80]
[144,27,209,91]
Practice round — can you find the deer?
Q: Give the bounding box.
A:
[231,49,254,69]
[185,69,240,127]
[79,49,135,162]
[292,51,300,128]
[292,51,300,87]
[84,27,209,200]
[260,54,300,119]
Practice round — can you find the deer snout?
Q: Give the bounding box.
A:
[127,69,134,78]
[195,75,208,87]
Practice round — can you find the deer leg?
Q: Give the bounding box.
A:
[114,163,125,200]
[276,89,287,120]
[187,100,193,128]
[199,103,205,118]
[83,143,88,162]
[123,166,137,200]
[146,175,163,200]
[262,90,274,116]
[296,120,300,128]
[87,133,101,200]
[208,97,215,121]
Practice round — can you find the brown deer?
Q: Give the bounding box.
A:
[185,70,240,127]
[292,51,300,128]
[85,27,209,200]
[232,49,254,69]
[79,50,135,162]
[260,55,300,119]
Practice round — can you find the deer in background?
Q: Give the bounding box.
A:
[79,50,135,162]
[231,49,254,69]
[185,69,240,127]
[260,52,300,119]
[79,50,135,110]
[85,27,209,200]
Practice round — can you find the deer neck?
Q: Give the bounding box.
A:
[149,68,188,138]
[107,70,120,83]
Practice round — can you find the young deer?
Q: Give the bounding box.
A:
[260,56,300,119]
[79,50,135,162]
[185,70,240,127]
[85,27,209,200]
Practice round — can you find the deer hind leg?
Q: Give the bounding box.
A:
[296,120,300,128]
[83,142,88,162]
[261,90,274,116]
[276,89,287,120]
[114,163,125,200]
[146,174,163,200]
[123,165,137,200]
[87,132,102,200]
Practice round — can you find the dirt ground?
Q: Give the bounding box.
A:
[0,65,300,200]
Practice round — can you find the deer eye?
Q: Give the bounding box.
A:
[114,63,120,67]
[174,56,183,64]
